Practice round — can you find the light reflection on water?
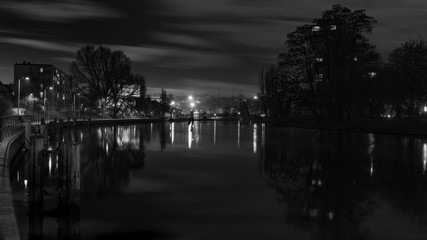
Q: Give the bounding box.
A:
[9,121,427,239]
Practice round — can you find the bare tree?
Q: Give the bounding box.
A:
[71,45,145,118]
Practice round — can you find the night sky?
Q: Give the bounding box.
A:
[0,0,426,97]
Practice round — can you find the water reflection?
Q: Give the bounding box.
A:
[81,126,146,197]
[9,122,427,239]
[257,127,427,239]
[10,124,148,240]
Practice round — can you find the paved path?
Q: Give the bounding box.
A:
[0,132,23,240]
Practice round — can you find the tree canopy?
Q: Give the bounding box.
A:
[279,4,378,121]
[259,5,380,121]
[71,45,145,118]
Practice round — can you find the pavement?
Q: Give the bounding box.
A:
[0,131,24,240]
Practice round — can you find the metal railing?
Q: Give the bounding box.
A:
[0,115,26,142]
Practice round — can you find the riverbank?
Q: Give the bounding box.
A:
[259,117,427,136]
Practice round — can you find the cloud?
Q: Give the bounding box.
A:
[150,32,218,49]
[0,0,121,22]
[111,44,240,69]
[0,37,77,53]
[148,78,258,97]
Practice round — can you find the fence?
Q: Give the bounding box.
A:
[0,115,26,142]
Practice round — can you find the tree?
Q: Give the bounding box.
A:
[387,38,427,118]
[159,89,172,118]
[0,95,13,117]
[71,45,145,118]
[278,4,379,122]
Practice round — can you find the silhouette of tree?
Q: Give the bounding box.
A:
[159,89,172,118]
[277,4,379,122]
[71,45,145,118]
[387,38,427,118]
[0,95,13,116]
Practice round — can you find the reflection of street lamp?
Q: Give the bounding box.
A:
[17,76,30,115]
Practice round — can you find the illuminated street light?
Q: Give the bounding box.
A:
[17,76,30,115]
[170,101,176,106]
[254,96,258,100]
[190,102,195,108]
[188,95,193,101]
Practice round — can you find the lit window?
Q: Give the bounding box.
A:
[330,25,337,30]
[312,26,320,32]
[368,72,377,78]
[40,92,43,98]
[315,73,323,82]
[40,67,44,73]
[353,56,358,62]
[315,57,323,62]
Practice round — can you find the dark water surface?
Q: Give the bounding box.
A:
[9,121,427,239]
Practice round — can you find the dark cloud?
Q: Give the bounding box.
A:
[0,0,427,96]
[0,0,121,22]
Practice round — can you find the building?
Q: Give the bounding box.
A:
[14,61,73,115]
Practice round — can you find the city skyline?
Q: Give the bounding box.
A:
[0,0,426,96]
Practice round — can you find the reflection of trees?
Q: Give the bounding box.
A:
[374,137,427,226]
[80,126,145,197]
[259,129,375,239]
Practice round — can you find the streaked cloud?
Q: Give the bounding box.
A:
[112,45,240,69]
[0,37,77,53]
[0,0,121,22]
[150,32,218,49]
[147,78,258,97]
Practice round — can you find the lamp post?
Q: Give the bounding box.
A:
[48,86,53,120]
[17,76,30,115]
[73,93,80,119]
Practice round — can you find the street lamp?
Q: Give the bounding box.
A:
[17,76,30,115]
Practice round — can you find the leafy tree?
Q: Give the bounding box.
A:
[387,38,427,118]
[71,45,145,118]
[278,4,379,122]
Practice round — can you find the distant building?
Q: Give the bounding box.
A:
[14,61,73,113]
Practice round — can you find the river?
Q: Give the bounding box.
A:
[9,121,427,239]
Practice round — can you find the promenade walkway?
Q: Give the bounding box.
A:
[0,130,24,240]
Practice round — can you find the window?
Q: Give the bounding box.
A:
[315,57,323,62]
[368,72,377,78]
[312,26,320,32]
[40,67,44,73]
[330,25,337,30]
[315,73,323,82]
[353,56,358,62]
